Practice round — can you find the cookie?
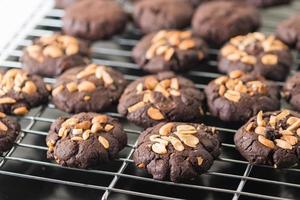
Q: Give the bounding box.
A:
[246,0,292,7]
[63,0,128,40]
[132,30,208,73]
[235,110,300,168]
[218,32,293,81]
[0,69,50,116]
[21,34,89,77]
[133,0,193,34]
[117,72,206,128]
[52,64,127,113]
[276,15,300,51]
[46,112,127,168]
[0,112,20,153]
[133,122,220,182]
[192,1,260,47]
[283,72,300,112]
[205,70,280,122]
[55,0,83,8]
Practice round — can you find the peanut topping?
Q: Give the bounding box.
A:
[147,107,164,120]
[214,70,267,103]
[146,30,204,61]
[0,121,8,131]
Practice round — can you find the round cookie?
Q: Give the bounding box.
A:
[192,1,260,47]
[132,30,208,73]
[21,34,89,77]
[218,32,293,81]
[117,71,206,128]
[133,122,220,182]
[235,110,300,168]
[0,69,50,116]
[52,64,127,113]
[205,70,280,122]
[0,112,20,153]
[283,72,300,112]
[63,0,128,40]
[246,0,293,7]
[133,0,193,34]
[276,15,300,51]
[46,112,127,168]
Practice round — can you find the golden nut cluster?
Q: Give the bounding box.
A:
[127,76,181,120]
[221,32,287,66]
[246,110,300,150]
[52,64,114,101]
[145,30,204,61]
[47,115,113,152]
[214,70,268,103]
[26,35,80,62]
[149,123,200,155]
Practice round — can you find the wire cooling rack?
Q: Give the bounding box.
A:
[0,0,299,200]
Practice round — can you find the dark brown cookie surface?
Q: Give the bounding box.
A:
[46,112,127,168]
[218,32,293,81]
[0,112,20,153]
[133,122,220,182]
[21,34,89,77]
[52,64,127,113]
[192,1,260,47]
[235,110,300,168]
[132,30,208,73]
[276,15,300,51]
[246,0,292,7]
[0,69,50,116]
[118,72,206,128]
[283,72,300,112]
[63,0,128,40]
[205,70,280,122]
[133,0,193,34]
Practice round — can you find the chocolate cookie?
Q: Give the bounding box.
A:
[219,32,293,81]
[52,64,127,113]
[235,110,300,168]
[63,0,128,40]
[276,15,300,51]
[283,72,300,112]
[0,69,50,116]
[246,0,292,7]
[21,34,89,77]
[46,112,127,168]
[0,112,20,153]
[118,72,206,128]
[205,70,280,122]
[132,30,208,73]
[133,122,220,182]
[192,1,260,47]
[133,0,193,34]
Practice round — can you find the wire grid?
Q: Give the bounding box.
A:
[0,1,299,200]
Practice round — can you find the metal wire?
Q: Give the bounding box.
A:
[0,1,299,200]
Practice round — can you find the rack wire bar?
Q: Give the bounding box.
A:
[0,0,299,200]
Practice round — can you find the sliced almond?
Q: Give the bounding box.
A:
[0,112,6,118]
[62,117,78,128]
[176,125,197,135]
[71,136,83,141]
[214,76,228,85]
[276,110,290,121]
[78,81,96,92]
[92,115,108,124]
[104,124,114,132]
[151,142,167,154]
[269,115,276,128]
[254,126,266,136]
[164,48,175,61]
[178,39,195,50]
[229,70,243,79]
[287,117,299,125]
[66,82,78,93]
[281,130,294,135]
[144,77,158,90]
[159,123,174,136]
[221,45,237,56]
[169,136,184,151]
[169,89,180,96]
[245,122,254,131]
[43,45,63,58]
[224,90,240,102]
[72,128,83,135]
[98,136,109,149]
[82,130,90,140]
[21,81,37,95]
[13,106,28,115]
[147,107,164,120]
[281,135,298,146]
[127,101,145,113]
[159,79,171,89]
[261,54,278,65]
[0,121,8,131]
[136,83,143,94]
[177,134,199,148]
[0,97,16,104]
[65,43,79,55]
[258,135,274,149]
[154,84,170,97]
[77,69,96,79]
[102,70,114,86]
[275,139,292,150]
[75,121,91,130]
[287,119,300,131]
[170,78,179,90]
[52,85,64,96]
[91,123,102,133]
[256,111,266,127]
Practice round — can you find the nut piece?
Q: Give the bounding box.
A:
[52,85,64,96]
[245,122,254,131]
[0,97,16,104]
[0,121,8,131]
[144,77,158,90]
[256,111,266,127]
[177,134,199,148]
[66,82,78,93]
[65,43,79,55]
[159,123,174,136]
[224,90,240,102]
[82,130,90,140]
[43,45,63,58]
[72,129,83,136]
[258,135,275,149]
[197,156,204,166]
[92,115,108,124]
[170,78,179,90]
[229,70,243,79]
[169,136,184,151]
[75,121,91,129]
[275,139,292,150]
[151,142,167,154]
[281,135,298,146]
[0,112,6,118]
[127,101,145,113]
[147,107,165,120]
[91,123,102,133]
[178,39,195,50]
[98,136,109,149]
[78,81,96,92]
[176,125,197,135]
[71,136,83,141]
[261,54,278,65]
[164,48,175,61]
[254,126,266,136]
[13,106,29,115]
[104,124,114,132]
[22,81,37,95]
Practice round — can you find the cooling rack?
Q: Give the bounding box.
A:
[0,0,299,200]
